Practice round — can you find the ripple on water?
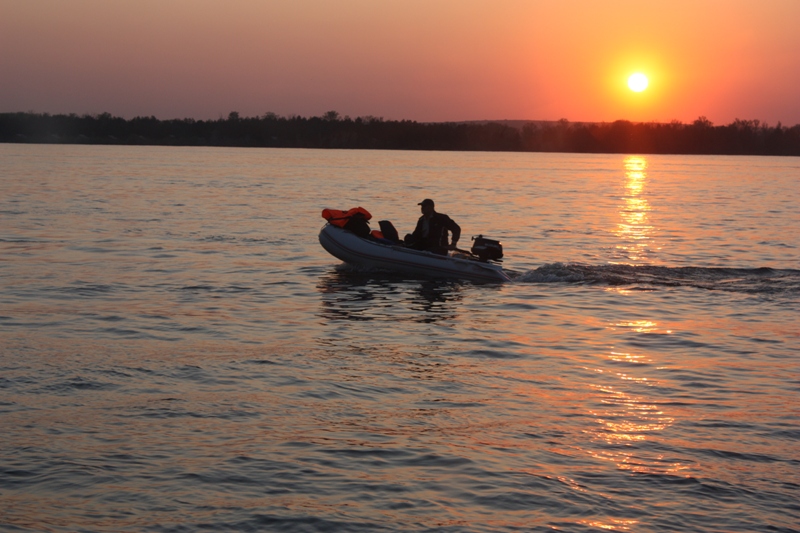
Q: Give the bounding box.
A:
[1,147,798,532]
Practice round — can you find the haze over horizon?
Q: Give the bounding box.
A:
[2,0,800,126]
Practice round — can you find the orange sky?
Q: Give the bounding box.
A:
[2,0,799,125]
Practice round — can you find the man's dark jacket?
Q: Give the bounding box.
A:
[409,212,461,254]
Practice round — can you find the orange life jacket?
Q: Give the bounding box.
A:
[321,207,372,228]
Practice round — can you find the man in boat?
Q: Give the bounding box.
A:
[405,199,461,255]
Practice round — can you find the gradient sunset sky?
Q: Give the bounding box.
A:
[2,0,799,125]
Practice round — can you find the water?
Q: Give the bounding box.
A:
[1,144,798,532]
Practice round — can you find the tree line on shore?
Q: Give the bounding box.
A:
[2,111,799,155]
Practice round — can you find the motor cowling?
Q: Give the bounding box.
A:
[471,235,503,262]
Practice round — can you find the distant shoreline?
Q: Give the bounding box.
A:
[2,112,799,156]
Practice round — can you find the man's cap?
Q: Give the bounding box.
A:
[418,199,434,207]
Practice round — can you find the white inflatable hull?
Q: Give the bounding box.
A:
[319,224,511,283]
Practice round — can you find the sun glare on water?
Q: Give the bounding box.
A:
[628,73,649,92]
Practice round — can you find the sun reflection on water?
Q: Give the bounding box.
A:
[607,351,652,364]
[577,314,691,476]
[610,319,672,334]
[584,380,687,475]
[614,156,656,263]
[578,518,640,531]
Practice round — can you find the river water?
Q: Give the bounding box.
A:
[1,144,798,532]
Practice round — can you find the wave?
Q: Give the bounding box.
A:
[514,263,800,294]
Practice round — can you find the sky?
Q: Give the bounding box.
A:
[2,0,800,125]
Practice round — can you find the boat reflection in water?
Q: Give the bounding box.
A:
[316,268,465,325]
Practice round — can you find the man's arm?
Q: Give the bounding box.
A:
[411,216,424,239]
[446,216,461,248]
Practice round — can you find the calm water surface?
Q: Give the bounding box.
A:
[1,145,798,532]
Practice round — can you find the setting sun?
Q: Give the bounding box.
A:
[628,73,649,92]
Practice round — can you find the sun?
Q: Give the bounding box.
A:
[628,73,649,92]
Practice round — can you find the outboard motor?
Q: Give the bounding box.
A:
[471,235,503,262]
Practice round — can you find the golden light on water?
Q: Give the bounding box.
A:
[607,351,651,364]
[579,310,687,476]
[614,156,655,263]
[601,162,678,476]
[578,518,640,531]
[611,320,672,335]
[584,382,687,475]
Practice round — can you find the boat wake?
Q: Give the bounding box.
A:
[514,263,800,294]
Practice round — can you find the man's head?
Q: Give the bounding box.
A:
[418,198,435,216]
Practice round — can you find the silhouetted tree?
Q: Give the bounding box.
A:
[1,111,798,155]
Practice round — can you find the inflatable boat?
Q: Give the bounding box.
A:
[319,224,511,283]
